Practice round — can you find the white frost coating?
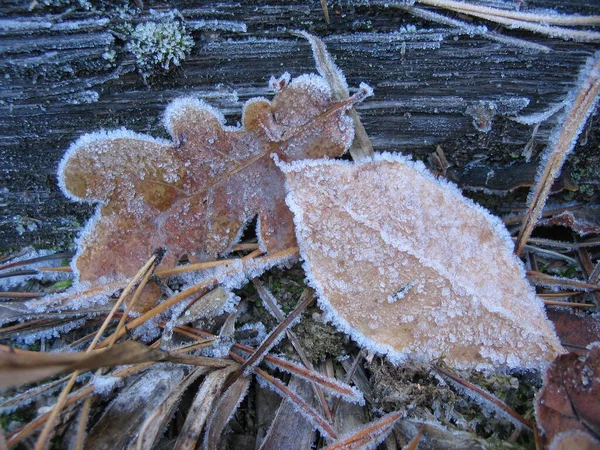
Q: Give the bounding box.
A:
[278,153,563,369]
[358,82,374,99]
[297,30,349,95]
[0,248,71,291]
[269,72,291,92]
[162,97,227,137]
[93,375,123,396]
[57,128,170,203]
[264,353,365,405]
[289,73,332,98]
[187,19,247,33]
[511,100,567,125]
[16,319,86,344]
[237,322,267,346]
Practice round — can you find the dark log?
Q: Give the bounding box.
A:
[0,0,598,251]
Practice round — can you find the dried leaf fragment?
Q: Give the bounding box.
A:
[59,75,369,289]
[535,344,600,445]
[280,154,564,369]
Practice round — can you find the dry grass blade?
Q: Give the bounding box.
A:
[173,365,238,450]
[258,377,318,450]
[33,253,158,450]
[296,31,374,161]
[0,252,73,272]
[323,411,403,450]
[0,374,71,410]
[527,271,600,291]
[36,266,72,272]
[418,0,600,25]
[73,250,161,448]
[233,287,314,377]
[229,352,338,440]
[577,247,600,307]
[176,325,363,402]
[320,0,329,23]
[433,366,533,430]
[399,5,551,52]
[503,205,582,227]
[205,376,251,450]
[543,300,595,308]
[0,340,167,388]
[417,0,600,41]
[6,340,201,447]
[516,54,600,255]
[156,256,244,277]
[0,291,39,298]
[590,261,600,283]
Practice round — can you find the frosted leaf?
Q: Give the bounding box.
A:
[536,344,600,444]
[280,154,564,369]
[58,75,368,301]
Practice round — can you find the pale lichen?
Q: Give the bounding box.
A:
[126,11,194,80]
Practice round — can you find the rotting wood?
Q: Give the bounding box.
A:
[0,1,598,251]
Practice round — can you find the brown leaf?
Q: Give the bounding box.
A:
[280,154,564,369]
[546,308,600,354]
[549,430,600,450]
[58,75,369,290]
[0,341,167,388]
[535,344,600,445]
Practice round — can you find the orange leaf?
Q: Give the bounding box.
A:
[59,75,369,290]
[280,154,564,369]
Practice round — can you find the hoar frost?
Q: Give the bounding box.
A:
[279,153,564,370]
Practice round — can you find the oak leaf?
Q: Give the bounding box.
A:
[58,75,368,290]
[279,154,564,369]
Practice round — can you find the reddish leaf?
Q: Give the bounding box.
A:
[536,344,600,445]
[550,430,600,450]
[59,75,368,290]
[546,308,600,354]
